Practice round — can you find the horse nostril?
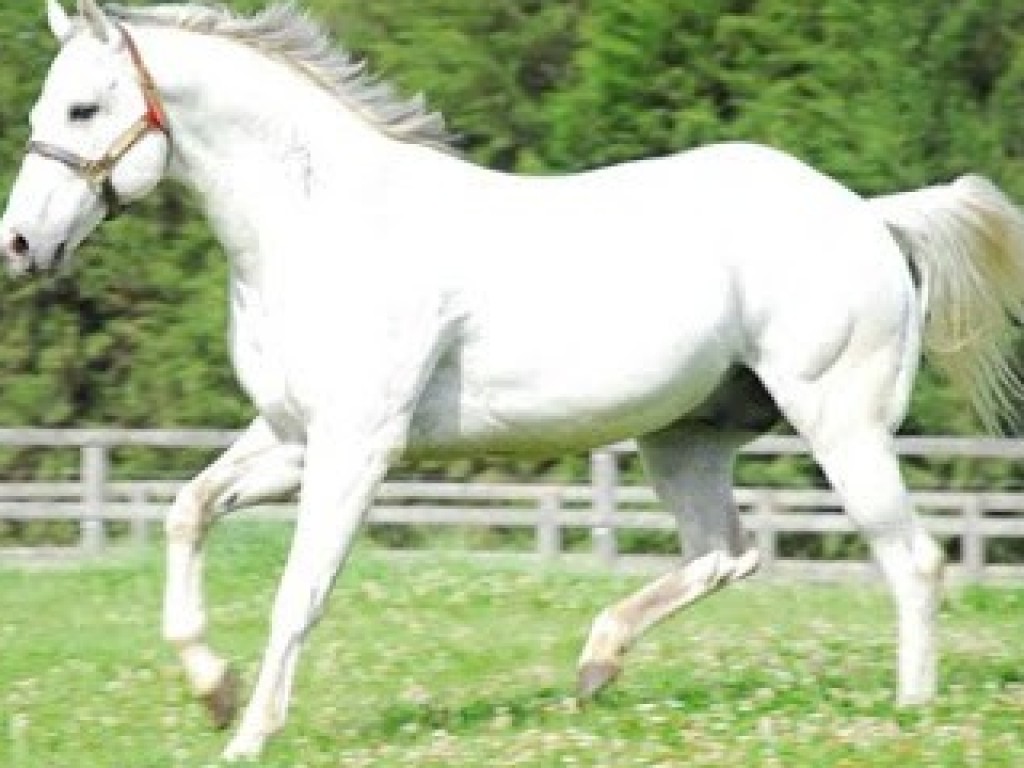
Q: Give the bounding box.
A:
[11,233,29,256]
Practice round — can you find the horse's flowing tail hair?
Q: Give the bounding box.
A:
[870,175,1024,432]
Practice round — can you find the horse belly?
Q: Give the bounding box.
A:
[407,291,739,457]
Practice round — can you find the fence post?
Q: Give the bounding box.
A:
[81,442,108,554]
[537,491,561,560]
[591,449,618,566]
[131,486,149,548]
[961,498,984,583]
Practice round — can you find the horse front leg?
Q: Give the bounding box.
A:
[222,307,461,760]
[163,417,303,728]
[221,419,400,761]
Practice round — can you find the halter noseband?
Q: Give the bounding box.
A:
[25,24,170,220]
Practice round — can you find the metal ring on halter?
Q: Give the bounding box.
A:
[23,24,170,220]
[26,134,136,219]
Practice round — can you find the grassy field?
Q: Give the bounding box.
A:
[2,524,1024,768]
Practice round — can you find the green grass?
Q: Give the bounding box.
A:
[2,524,1023,767]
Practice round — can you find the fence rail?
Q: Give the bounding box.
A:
[1,428,1024,583]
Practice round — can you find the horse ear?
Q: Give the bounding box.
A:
[46,0,72,42]
[77,0,114,44]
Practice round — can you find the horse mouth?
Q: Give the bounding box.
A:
[25,241,68,276]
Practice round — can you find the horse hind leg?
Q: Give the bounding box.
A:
[759,359,944,704]
[577,424,759,698]
[819,430,942,703]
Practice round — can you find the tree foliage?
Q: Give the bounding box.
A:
[0,0,1022,482]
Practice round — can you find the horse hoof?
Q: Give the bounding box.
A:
[577,661,621,701]
[201,665,241,730]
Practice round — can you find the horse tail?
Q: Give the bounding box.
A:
[869,175,1024,432]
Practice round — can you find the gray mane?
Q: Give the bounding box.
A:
[106,2,455,151]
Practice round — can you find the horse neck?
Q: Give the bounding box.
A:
[130,24,400,279]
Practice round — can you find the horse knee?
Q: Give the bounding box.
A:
[166,479,213,541]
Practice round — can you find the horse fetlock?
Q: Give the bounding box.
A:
[178,642,231,698]
[163,610,206,649]
[576,610,630,700]
[897,684,936,708]
[580,610,631,664]
[898,658,938,705]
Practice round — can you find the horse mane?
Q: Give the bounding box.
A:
[105,2,455,151]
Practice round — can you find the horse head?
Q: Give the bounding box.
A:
[0,0,171,275]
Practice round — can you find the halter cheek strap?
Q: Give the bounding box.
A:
[122,23,169,134]
[24,24,170,220]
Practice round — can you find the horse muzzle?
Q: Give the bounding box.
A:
[0,225,69,276]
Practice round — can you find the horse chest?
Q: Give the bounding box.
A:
[229,295,306,440]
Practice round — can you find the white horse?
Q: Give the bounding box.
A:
[4,1,1024,759]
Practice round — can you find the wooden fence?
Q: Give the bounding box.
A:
[1,428,1024,583]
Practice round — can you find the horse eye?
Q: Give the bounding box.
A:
[68,103,100,122]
